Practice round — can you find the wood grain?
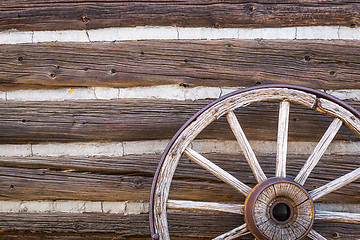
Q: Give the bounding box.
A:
[167,200,244,215]
[315,210,360,224]
[2,40,360,90]
[276,100,290,177]
[0,212,249,239]
[308,229,327,240]
[213,223,249,240]
[1,1,359,31]
[310,167,360,201]
[295,118,343,185]
[312,221,360,240]
[226,111,266,182]
[316,98,360,138]
[0,99,358,144]
[184,147,252,197]
[0,153,357,203]
[0,214,357,240]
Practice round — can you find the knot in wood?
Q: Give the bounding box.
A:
[244,177,314,240]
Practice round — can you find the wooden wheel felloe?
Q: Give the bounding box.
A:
[149,84,360,240]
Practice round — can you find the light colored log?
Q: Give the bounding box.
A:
[212,223,249,240]
[167,200,244,214]
[316,98,360,138]
[307,229,328,240]
[226,111,266,183]
[276,100,290,177]
[295,118,343,185]
[310,167,360,201]
[184,147,252,196]
[315,210,360,224]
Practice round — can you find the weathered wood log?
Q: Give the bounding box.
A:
[312,221,360,240]
[1,1,359,31]
[0,232,206,240]
[0,99,358,144]
[0,213,357,239]
[1,40,360,90]
[0,212,246,238]
[0,153,357,203]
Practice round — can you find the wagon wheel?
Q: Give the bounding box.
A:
[149,84,360,240]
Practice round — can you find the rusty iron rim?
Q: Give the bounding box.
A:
[244,177,314,240]
[149,84,360,239]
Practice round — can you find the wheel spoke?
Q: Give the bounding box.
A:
[184,147,252,196]
[310,167,360,201]
[167,200,244,214]
[226,111,266,182]
[308,229,327,240]
[295,118,343,185]
[315,210,360,224]
[276,100,290,177]
[212,223,250,240]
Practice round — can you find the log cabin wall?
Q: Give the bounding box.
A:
[0,1,359,239]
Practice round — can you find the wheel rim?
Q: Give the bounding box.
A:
[149,84,360,240]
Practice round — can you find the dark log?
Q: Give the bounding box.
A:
[1,40,360,90]
[312,221,360,240]
[0,99,358,144]
[0,1,359,31]
[0,231,203,240]
[0,153,357,203]
[0,212,245,238]
[0,213,357,239]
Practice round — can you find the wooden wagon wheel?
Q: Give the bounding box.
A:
[149,84,360,240]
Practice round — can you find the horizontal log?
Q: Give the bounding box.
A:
[1,1,359,31]
[0,99,359,144]
[312,221,360,240]
[0,153,357,203]
[0,213,357,239]
[0,231,203,240]
[1,40,360,90]
[0,212,245,239]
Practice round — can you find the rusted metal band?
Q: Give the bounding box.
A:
[149,84,360,238]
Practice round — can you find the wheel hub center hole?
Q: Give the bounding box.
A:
[272,202,291,222]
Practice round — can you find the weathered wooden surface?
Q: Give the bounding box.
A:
[0,213,357,239]
[2,40,360,90]
[315,210,360,224]
[0,153,357,203]
[184,147,252,196]
[295,118,343,185]
[311,221,360,240]
[1,1,359,31]
[226,111,266,182]
[213,223,249,240]
[0,212,246,239]
[0,99,358,144]
[167,200,244,215]
[276,100,290,177]
[0,232,205,240]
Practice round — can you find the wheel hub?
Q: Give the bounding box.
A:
[244,177,314,240]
